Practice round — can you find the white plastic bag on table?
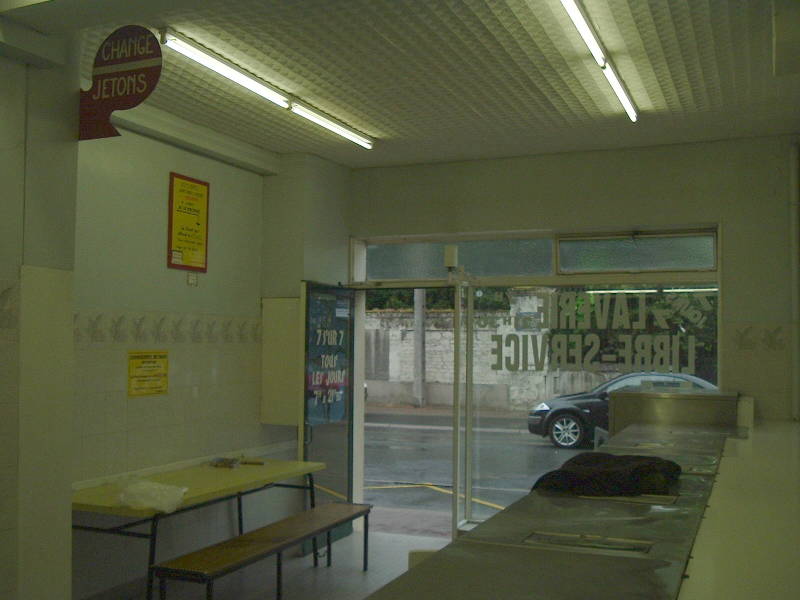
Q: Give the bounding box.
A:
[119,479,188,513]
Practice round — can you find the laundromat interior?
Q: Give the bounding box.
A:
[1,1,799,599]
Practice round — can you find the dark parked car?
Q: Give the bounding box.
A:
[528,372,718,448]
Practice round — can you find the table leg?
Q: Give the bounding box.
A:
[326,530,332,567]
[307,473,316,508]
[145,515,160,600]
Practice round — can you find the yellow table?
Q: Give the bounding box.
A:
[73,458,325,600]
[73,459,325,517]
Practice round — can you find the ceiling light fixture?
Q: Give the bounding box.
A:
[161,29,289,108]
[161,29,374,149]
[559,0,639,122]
[290,101,374,150]
[601,62,638,122]
[663,287,719,293]
[585,289,658,295]
[559,0,605,66]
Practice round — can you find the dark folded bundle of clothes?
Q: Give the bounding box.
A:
[532,452,681,496]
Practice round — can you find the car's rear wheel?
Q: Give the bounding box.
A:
[548,414,585,449]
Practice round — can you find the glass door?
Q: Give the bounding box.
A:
[451,280,473,535]
[454,283,720,532]
[303,282,355,512]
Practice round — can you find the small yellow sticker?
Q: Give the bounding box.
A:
[128,351,168,396]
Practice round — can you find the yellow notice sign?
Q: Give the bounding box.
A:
[128,351,168,397]
[168,172,209,272]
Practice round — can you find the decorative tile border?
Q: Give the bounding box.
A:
[74,310,261,346]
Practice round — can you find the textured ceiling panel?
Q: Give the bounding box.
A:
[67,0,800,167]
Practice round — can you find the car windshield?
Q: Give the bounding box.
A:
[592,373,715,395]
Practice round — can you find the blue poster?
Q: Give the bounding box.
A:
[305,287,352,425]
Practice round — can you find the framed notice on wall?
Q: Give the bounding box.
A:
[168,172,209,272]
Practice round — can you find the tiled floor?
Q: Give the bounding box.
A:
[138,531,448,600]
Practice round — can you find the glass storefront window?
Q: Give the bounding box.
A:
[363,285,718,525]
[359,231,720,534]
[467,284,718,523]
[488,285,719,384]
[558,233,716,273]
[366,237,553,280]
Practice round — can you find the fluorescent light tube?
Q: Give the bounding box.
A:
[559,0,605,66]
[290,101,374,149]
[602,62,638,122]
[162,30,289,108]
[162,29,374,149]
[559,1,639,122]
[586,288,718,294]
[586,289,658,294]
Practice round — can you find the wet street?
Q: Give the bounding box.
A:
[363,408,583,535]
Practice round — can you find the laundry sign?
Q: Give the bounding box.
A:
[79,25,162,140]
[486,291,716,376]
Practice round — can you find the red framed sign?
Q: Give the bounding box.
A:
[167,172,209,272]
[79,25,162,140]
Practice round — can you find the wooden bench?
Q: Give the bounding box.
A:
[151,502,371,599]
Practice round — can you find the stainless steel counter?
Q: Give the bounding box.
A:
[366,424,732,600]
[609,390,739,436]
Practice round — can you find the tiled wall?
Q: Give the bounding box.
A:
[71,307,290,483]
[0,280,18,599]
[72,127,281,486]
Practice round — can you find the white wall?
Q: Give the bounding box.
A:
[351,136,799,419]
[302,155,351,286]
[72,130,297,598]
[1,39,80,599]
[73,130,281,478]
[0,54,25,600]
[262,153,350,297]
[19,265,73,600]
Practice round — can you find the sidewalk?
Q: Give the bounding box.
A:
[365,403,528,420]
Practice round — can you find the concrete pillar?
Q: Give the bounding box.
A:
[413,288,426,407]
[0,53,26,600]
[0,30,79,600]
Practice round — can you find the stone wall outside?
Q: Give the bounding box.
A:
[365,309,610,410]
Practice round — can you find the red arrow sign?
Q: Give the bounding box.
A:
[79,25,162,140]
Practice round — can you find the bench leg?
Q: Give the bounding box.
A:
[237,492,244,535]
[276,552,282,600]
[206,579,213,600]
[363,514,369,571]
[326,530,332,567]
[159,577,166,600]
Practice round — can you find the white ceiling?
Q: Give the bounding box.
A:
[5,0,800,168]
